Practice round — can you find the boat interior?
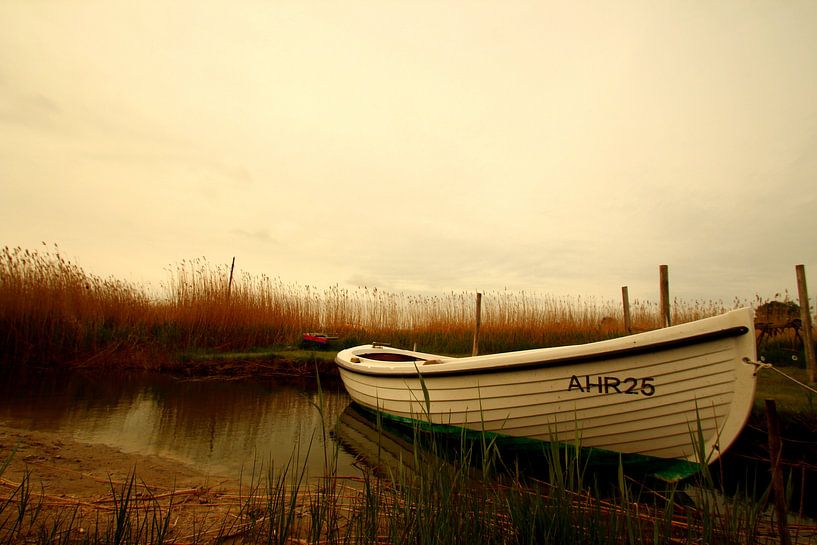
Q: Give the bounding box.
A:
[357,352,427,362]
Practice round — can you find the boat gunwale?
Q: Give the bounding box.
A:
[336,325,750,378]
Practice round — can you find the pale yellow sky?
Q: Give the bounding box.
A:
[1,0,816,302]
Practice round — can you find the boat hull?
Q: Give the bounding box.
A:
[335,308,757,479]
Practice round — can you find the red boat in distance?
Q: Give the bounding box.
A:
[302,332,339,347]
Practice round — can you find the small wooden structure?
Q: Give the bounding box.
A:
[754,301,802,349]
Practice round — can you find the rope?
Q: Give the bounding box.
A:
[743,357,817,396]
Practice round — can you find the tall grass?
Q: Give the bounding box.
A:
[0,244,784,368]
[0,245,153,366]
[1,415,799,545]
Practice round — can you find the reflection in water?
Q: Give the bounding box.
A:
[333,403,677,492]
[333,403,557,483]
[0,368,357,478]
[333,401,431,479]
[333,405,812,520]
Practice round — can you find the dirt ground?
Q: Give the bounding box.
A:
[0,424,257,542]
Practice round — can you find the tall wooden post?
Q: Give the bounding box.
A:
[659,265,671,327]
[795,265,816,383]
[472,292,482,356]
[621,286,632,334]
[227,256,236,300]
[765,399,791,545]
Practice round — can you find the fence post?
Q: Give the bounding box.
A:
[227,257,236,300]
[472,292,482,356]
[659,265,671,327]
[621,286,632,334]
[765,399,791,545]
[796,265,816,383]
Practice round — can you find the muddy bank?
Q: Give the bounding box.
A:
[58,345,342,382]
[1,425,238,498]
[0,422,253,541]
[0,420,245,532]
[158,355,340,381]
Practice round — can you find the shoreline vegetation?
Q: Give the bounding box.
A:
[1,245,813,396]
[2,245,815,408]
[0,244,796,363]
[2,244,815,407]
[2,244,817,543]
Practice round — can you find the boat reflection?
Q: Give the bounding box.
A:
[332,402,701,491]
[332,402,562,483]
[333,402,447,479]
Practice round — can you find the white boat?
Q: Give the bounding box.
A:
[335,308,758,480]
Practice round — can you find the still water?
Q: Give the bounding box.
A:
[0,369,359,478]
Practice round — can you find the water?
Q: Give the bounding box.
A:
[4,366,814,537]
[0,368,358,478]
[2,368,812,520]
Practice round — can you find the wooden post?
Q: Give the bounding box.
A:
[472,292,482,356]
[795,265,816,383]
[659,265,671,327]
[765,399,791,545]
[621,286,632,334]
[227,257,236,299]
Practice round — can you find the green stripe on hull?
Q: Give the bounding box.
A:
[354,404,702,482]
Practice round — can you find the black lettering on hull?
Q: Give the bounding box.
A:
[567,375,656,397]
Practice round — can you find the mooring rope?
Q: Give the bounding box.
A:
[743,357,817,396]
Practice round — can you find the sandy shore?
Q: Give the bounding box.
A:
[1,423,250,541]
[1,425,239,495]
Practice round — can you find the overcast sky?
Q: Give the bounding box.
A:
[2,1,815,305]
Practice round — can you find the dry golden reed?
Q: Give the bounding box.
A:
[1,245,755,367]
[0,245,152,365]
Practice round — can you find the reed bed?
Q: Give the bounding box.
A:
[0,246,154,366]
[0,245,785,369]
